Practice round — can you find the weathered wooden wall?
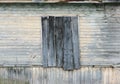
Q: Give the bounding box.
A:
[0,15,42,65]
[0,3,119,84]
[0,3,120,67]
[0,67,120,84]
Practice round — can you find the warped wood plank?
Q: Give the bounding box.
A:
[63,17,74,70]
[42,17,49,67]
[48,16,56,66]
[71,17,80,69]
[55,17,64,67]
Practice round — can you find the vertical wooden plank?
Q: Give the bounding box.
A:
[80,67,84,84]
[92,68,96,84]
[109,68,113,84]
[63,17,74,70]
[114,68,120,84]
[55,17,64,67]
[71,16,80,69]
[68,71,73,84]
[111,68,115,84]
[42,17,49,67]
[43,68,47,84]
[73,69,81,84]
[32,68,40,84]
[48,16,56,66]
[85,67,92,84]
[89,67,93,84]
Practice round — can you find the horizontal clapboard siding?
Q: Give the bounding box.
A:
[0,4,119,66]
[79,16,120,65]
[0,16,42,65]
[0,67,119,84]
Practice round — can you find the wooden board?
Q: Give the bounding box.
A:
[42,17,49,67]
[71,17,80,69]
[55,17,64,67]
[48,16,56,66]
[63,17,74,70]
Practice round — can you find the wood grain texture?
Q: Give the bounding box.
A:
[63,17,74,70]
[0,67,119,84]
[42,17,49,67]
[42,16,80,70]
[71,17,80,69]
[48,16,56,66]
[0,15,42,65]
[55,17,64,67]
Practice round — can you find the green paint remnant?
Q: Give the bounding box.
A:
[0,77,29,84]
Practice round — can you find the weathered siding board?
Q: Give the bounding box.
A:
[42,17,49,67]
[55,17,64,67]
[42,17,56,67]
[63,17,74,70]
[0,67,119,84]
[71,17,80,69]
[79,14,120,65]
[48,16,56,66]
[0,16,42,65]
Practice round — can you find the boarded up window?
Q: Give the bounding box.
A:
[42,16,80,70]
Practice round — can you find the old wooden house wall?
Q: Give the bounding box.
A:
[0,3,119,84]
